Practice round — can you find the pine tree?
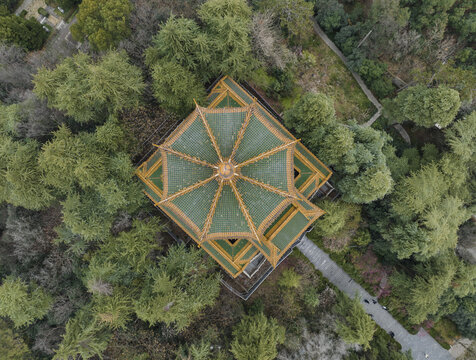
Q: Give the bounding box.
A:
[334,294,376,349]
[0,276,53,328]
[0,320,30,359]
[134,244,221,330]
[70,0,133,50]
[230,312,285,360]
[34,51,144,123]
[53,307,111,360]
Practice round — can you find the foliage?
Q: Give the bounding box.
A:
[34,51,144,123]
[357,59,394,99]
[385,85,461,128]
[0,136,54,210]
[445,111,476,162]
[0,276,53,328]
[0,320,30,359]
[71,0,133,51]
[402,0,457,32]
[334,293,376,349]
[251,11,295,70]
[198,0,254,79]
[134,244,221,331]
[310,199,361,252]
[451,293,476,339]
[259,0,314,40]
[230,312,285,360]
[150,59,206,115]
[314,0,347,35]
[53,307,112,360]
[283,92,336,135]
[0,8,48,51]
[39,123,144,240]
[278,268,302,289]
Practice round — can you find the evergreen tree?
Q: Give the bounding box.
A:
[71,0,133,51]
[0,320,30,359]
[0,136,53,210]
[283,92,336,136]
[451,293,476,339]
[134,244,221,331]
[0,7,48,51]
[34,51,144,123]
[150,60,206,115]
[0,276,53,328]
[230,312,285,360]
[259,0,314,40]
[53,307,111,360]
[385,85,461,128]
[198,0,255,79]
[334,294,376,349]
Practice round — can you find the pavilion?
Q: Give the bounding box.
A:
[136,76,332,280]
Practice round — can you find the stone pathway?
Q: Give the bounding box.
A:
[310,18,383,127]
[297,236,454,360]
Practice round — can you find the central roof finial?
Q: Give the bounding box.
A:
[218,161,235,179]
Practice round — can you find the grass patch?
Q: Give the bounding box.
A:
[295,36,375,124]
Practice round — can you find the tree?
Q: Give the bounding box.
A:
[134,244,221,331]
[402,0,457,32]
[340,164,394,204]
[451,293,476,339]
[283,92,336,136]
[0,43,33,104]
[198,0,255,79]
[53,307,111,360]
[145,16,212,81]
[277,268,302,289]
[230,312,285,360]
[0,136,54,210]
[334,294,376,349]
[259,0,314,40]
[390,254,458,324]
[0,8,48,51]
[34,51,144,123]
[310,199,361,243]
[251,11,295,70]
[357,59,394,98]
[71,0,133,51]
[445,111,476,162]
[314,0,347,34]
[385,85,461,128]
[150,60,206,115]
[0,276,53,328]
[0,320,30,359]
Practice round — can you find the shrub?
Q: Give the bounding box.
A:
[38,7,49,17]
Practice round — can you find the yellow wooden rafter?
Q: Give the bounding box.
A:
[236,139,300,168]
[159,174,218,205]
[154,144,217,169]
[194,100,223,163]
[229,103,254,161]
[199,179,224,243]
[229,179,262,243]
[235,173,298,200]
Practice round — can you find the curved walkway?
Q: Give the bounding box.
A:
[310,19,382,127]
[297,236,454,360]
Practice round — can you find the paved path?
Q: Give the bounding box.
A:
[310,19,383,127]
[297,236,454,360]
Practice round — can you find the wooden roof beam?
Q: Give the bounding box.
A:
[236,174,299,200]
[194,100,223,163]
[236,139,300,168]
[229,103,255,161]
[229,179,262,244]
[154,144,217,169]
[159,174,218,205]
[199,179,224,243]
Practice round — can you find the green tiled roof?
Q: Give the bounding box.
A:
[137,76,332,278]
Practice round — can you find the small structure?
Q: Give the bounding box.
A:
[137,77,332,294]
